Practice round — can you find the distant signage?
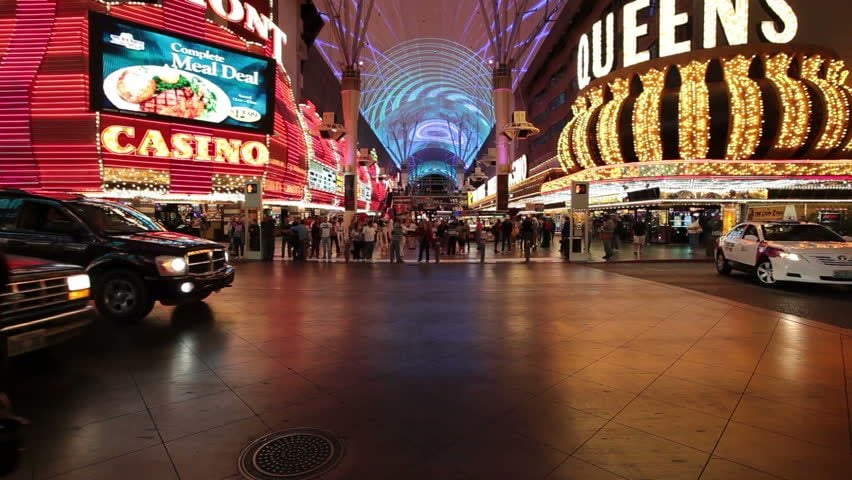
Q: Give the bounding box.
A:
[747,205,801,221]
[509,155,528,187]
[571,181,590,210]
[244,181,261,207]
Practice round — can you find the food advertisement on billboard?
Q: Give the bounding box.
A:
[90,13,275,133]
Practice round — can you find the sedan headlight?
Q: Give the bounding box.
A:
[66,274,91,300]
[155,256,188,276]
[777,252,801,262]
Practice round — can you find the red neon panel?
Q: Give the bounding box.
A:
[163,0,206,41]
[0,0,57,188]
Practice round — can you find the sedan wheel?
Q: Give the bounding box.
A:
[715,252,732,275]
[755,259,777,286]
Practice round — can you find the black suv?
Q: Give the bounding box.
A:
[1,252,93,356]
[0,190,235,322]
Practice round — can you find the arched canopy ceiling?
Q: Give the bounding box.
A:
[360,39,493,169]
[316,1,566,170]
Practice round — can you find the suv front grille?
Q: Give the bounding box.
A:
[809,255,852,267]
[0,276,69,317]
[187,249,227,275]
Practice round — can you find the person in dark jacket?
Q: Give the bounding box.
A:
[632,220,647,256]
[491,219,502,253]
[310,218,322,259]
[260,214,275,261]
[292,220,309,262]
[501,217,513,252]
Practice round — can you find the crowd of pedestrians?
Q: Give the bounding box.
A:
[222,214,561,263]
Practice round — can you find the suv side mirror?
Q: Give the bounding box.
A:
[743,234,759,241]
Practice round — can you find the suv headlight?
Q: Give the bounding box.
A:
[67,274,91,300]
[155,256,188,276]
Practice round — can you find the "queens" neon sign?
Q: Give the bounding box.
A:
[577,0,799,89]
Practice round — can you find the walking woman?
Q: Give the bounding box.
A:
[350,221,364,261]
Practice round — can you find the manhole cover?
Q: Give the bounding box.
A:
[238,428,343,480]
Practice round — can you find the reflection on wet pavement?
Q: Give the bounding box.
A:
[7,262,852,480]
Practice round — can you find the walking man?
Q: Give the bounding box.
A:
[501,217,513,252]
[319,217,333,260]
[362,221,377,261]
[390,218,405,263]
[632,219,647,256]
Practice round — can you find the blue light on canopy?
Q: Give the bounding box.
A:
[408,148,463,186]
[360,39,494,169]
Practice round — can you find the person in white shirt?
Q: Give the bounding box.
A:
[319,217,333,260]
[362,221,377,261]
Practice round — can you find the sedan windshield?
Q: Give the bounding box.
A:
[762,224,845,242]
[68,201,164,235]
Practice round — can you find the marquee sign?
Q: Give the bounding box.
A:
[184,0,288,67]
[101,124,269,166]
[577,0,800,89]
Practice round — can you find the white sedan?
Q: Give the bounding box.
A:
[715,221,852,286]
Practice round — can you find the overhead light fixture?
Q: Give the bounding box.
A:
[502,111,540,140]
[315,112,346,140]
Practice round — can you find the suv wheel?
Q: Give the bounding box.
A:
[94,269,154,322]
[715,251,732,275]
[754,258,777,286]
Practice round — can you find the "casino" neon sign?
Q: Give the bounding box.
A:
[101,125,269,166]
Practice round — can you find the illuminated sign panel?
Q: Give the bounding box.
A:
[101,125,270,166]
[183,0,288,66]
[90,13,275,133]
[577,0,800,88]
[508,155,528,187]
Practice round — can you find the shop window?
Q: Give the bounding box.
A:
[308,161,338,193]
[0,198,22,231]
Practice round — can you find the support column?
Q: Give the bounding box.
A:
[492,65,512,211]
[341,68,361,228]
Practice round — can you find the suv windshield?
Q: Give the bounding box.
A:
[762,224,845,242]
[68,201,164,235]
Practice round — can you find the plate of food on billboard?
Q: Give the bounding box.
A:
[91,13,275,132]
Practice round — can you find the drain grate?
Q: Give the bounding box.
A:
[238,428,343,479]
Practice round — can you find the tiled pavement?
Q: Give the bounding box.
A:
[7,262,851,480]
